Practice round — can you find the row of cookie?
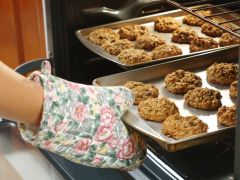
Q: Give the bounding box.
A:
[123,81,209,139]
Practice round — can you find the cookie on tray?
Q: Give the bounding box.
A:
[183,10,212,26]
[230,80,238,99]
[123,81,159,105]
[189,36,218,52]
[206,63,238,85]
[162,114,208,139]
[135,33,165,50]
[88,28,120,46]
[118,25,148,41]
[184,87,222,110]
[154,17,181,33]
[171,27,198,44]
[102,39,134,56]
[138,98,179,122]
[164,69,202,94]
[117,48,152,65]
[219,33,240,47]
[151,44,182,60]
[217,105,236,127]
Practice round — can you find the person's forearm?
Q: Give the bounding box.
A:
[0,61,43,127]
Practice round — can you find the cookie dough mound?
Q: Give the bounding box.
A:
[217,105,236,127]
[154,17,180,33]
[135,34,165,50]
[118,48,152,65]
[230,80,238,99]
[118,25,148,41]
[124,81,159,105]
[162,114,208,139]
[171,27,198,44]
[219,33,240,47]
[189,36,218,52]
[138,98,179,122]
[207,63,238,85]
[102,39,134,56]
[183,10,212,26]
[184,87,222,110]
[164,69,202,94]
[152,44,182,60]
[88,28,119,45]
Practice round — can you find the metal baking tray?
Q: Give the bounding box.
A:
[76,6,239,69]
[93,47,239,152]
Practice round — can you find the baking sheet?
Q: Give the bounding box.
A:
[93,47,239,151]
[76,7,239,69]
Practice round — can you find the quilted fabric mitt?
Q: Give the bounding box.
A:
[18,61,146,170]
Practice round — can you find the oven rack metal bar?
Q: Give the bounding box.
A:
[164,0,240,38]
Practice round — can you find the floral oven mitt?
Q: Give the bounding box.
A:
[18,61,146,170]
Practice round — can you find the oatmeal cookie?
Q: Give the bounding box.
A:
[102,39,134,56]
[164,69,202,94]
[138,98,179,122]
[230,80,238,99]
[135,34,165,50]
[162,114,208,139]
[219,33,240,47]
[118,48,152,65]
[124,81,159,105]
[189,36,218,52]
[217,105,236,127]
[183,10,212,26]
[152,44,182,60]
[184,87,222,110]
[206,63,238,85]
[88,28,119,46]
[154,17,180,33]
[171,27,198,44]
[118,25,148,41]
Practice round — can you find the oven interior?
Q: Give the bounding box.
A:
[43,0,240,179]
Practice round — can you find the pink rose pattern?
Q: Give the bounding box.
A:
[18,61,146,171]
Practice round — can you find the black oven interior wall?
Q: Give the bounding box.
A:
[48,0,198,84]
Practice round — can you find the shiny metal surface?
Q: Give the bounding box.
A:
[76,7,239,69]
[93,47,239,152]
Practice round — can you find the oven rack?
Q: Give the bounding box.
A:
[163,0,240,38]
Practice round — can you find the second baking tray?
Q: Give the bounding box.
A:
[76,6,239,69]
[93,47,239,152]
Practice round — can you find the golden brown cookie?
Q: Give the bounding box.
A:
[102,39,134,56]
[184,87,222,110]
[230,80,238,99]
[162,114,208,139]
[217,105,236,127]
[138,98,179,122]
[117,48,152,65]
[152,44,182,60]
[135,34,165,50]
[171,27,198,44]
[118,25,148,41]
[88,28,119,45]
[183,10,212,26]
[189,36,218,52]
[164,69,202,94]
[123,81,159,105]
[219,33,240,47]
[154,17,180,33]
[206,63,238,85]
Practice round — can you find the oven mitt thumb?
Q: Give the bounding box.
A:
[18,61,146,170]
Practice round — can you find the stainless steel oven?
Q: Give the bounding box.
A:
[42,0,240,179]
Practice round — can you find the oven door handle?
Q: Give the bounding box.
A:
[81,0,166,21]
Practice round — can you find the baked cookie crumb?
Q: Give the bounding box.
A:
[189,36,218,52]
[88,28,119,45]
[184,87,222,110]
[217,105,236,127]
[118,25,148,41]
[138,98,179,122]
[135,34,165,50]
[162,114,208,139]
[152,44,182,60]
[155,17,180,33]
